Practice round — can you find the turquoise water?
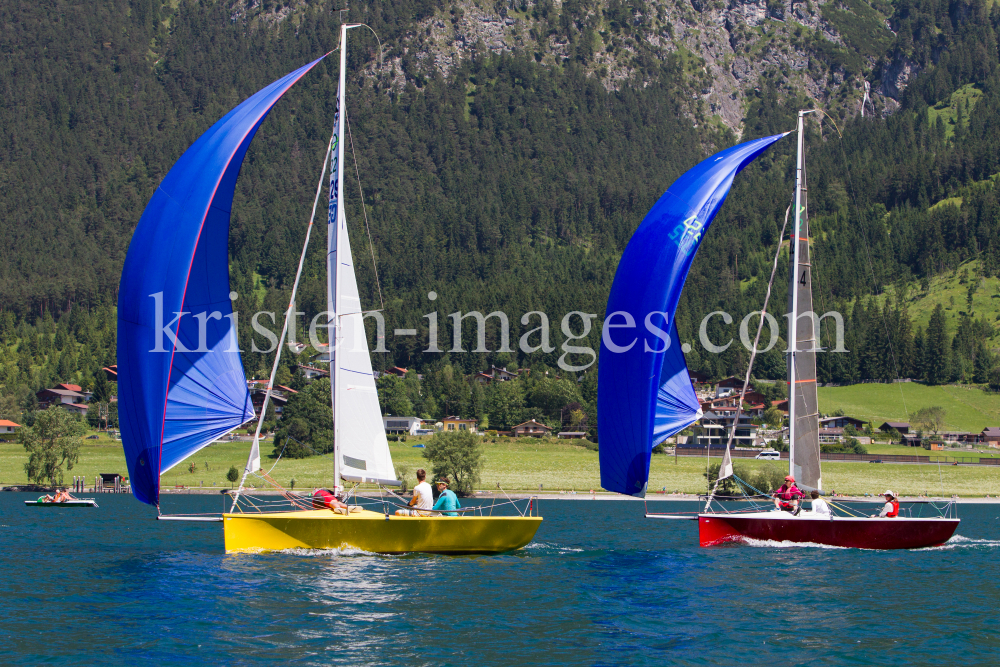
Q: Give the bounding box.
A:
[2,492,998,665]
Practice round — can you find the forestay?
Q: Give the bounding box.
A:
[117,56,328,506]
[598,133,789,497]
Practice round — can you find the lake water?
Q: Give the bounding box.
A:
[2,492,998,665]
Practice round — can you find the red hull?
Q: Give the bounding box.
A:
[699,514,959,550]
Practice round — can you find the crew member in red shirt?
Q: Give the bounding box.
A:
[312,487,348,511]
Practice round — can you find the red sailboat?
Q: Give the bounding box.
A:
[649,111,959,549]
[697,509,959,549]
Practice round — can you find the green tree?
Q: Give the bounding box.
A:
[762,406,784,428]
[92,372,112,404]
[226,465,240,488]
[911,406,947,435]
[272,379,333,458]
[20,408,85,486]
[0,393,21,423]
[924,305,949,385]
[422,430,483,496]
[486,380,525,430]
[526,378,582,421]
[990,367,1000,393]
[704,462,738,495]
[377,375,414,416]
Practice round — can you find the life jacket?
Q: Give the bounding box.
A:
[776,484,800,509]
[887,500,899,517]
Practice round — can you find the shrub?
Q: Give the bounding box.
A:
[20,408,84,486]
[423,430,483,496]
[394,465,410,492]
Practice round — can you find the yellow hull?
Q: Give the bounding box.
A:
[222,509,542,554]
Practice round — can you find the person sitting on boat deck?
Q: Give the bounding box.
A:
[874,490,899,518]
[431,477,461,517]
[53,489,72,503]
[396,468,433,516]
[312,488,348,511]
[773,476,806,513]
[809,490,831,517]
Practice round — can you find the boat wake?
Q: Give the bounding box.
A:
[739,537,849,550]
[280,546,381,557]
[522,541,585,555]
[227,545,382,557]
[920,535,1000,551]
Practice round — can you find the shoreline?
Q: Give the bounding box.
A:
[4,486,998,503]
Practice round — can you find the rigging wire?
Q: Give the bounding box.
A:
[346,110,385,311]
[231,122,337,511]
[704,201,793,511]
[819,110,909,418]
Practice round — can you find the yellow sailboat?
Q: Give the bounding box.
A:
[118,22,540,554]
[223,509,542,554]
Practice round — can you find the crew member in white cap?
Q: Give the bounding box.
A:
[874,490,899,518]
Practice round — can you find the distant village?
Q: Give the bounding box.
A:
[5,364,999,452]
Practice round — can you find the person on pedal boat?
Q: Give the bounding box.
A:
[873,490,899,518]
[773,476,805,513]
[53,489,75,503]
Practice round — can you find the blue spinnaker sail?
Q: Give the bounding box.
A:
[117,56,327,505]
[598,133,788,497]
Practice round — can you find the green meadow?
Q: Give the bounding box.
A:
[817,382,1000,433]
[3,433,999,497]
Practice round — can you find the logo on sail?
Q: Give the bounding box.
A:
[668,214,704,253]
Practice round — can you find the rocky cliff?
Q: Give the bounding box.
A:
[353,0,917,135]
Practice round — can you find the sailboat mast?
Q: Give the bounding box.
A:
[788,112,804,478]
[787,109,822,491]
[330,24,349,490]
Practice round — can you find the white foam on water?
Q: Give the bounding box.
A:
[739,537,849,550]
[279,546,380,557]
[523,541,584,554]
[228,545,381,557]
[919,535,1000,551]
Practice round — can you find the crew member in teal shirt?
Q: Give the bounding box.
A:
[432,477,461,516]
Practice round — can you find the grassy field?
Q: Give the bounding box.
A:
[817,382,1000,433]
[864,441,1000,462]
[871,257,1000,345]
[3,434,1000,497]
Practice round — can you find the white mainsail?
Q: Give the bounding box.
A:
[327,23,397,487]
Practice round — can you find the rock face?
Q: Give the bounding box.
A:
[386,0,905,135]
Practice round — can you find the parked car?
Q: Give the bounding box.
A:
[755,450,780,460]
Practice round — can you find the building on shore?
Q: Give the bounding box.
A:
[442,416,478,433]
[879,421,910,434]
[980,427,1000,447]
[383,416,422,436]
[512,419,552,437]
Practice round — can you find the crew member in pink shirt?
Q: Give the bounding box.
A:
[773,475,806,514]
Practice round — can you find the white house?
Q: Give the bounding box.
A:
[382,416,422,436]
[0,419,20,435]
